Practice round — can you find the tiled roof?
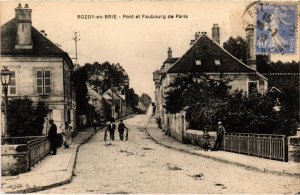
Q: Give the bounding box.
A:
[167,35,257,74]
[1,19,70,58]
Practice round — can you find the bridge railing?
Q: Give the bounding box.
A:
[223,133,286,161]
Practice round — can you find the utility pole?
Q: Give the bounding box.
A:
[72,31,80,64]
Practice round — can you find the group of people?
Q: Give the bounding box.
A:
[202,121,226,151]
[48,118,225,155]
[48,119,73,155]
[104,119,128,141]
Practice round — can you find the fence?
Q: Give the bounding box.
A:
[27,136,51,167]
[223,133,286,161]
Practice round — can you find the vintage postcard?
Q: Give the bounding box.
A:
[0,1,299,194]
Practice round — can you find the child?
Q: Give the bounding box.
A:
[203,129,210,151]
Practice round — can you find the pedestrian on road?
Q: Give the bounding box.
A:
[203,129,210,151]
[106,120,116,141]
[48,119,58,155]
[61,122,72,149]
[118,119,128,141]
[212,121,226,151]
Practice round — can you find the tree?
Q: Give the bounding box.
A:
[72,64,89,116]
[223,36,248,64]
[2,97,48,137]
[85,61,129,93]
[165,72,231,130]
[140,93,152,108]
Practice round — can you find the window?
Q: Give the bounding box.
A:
[195,60,201,65]
[36,70,52,95]
[9,71,16,95]
[215,59,221,65]
[248,81,258,95]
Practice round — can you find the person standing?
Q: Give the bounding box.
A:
[106,120,116,141]
[212,121,226,151]
[118,119,128,141]
[62,122,72,148]
[48,119,58,155]
[203,129,210,151]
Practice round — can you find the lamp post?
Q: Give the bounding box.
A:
[1,66,12,138]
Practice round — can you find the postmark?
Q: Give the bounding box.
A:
[256,3,297,55]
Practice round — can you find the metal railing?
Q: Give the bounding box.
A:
[223,133,286,161]
[27,136,51,167]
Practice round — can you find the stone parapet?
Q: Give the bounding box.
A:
[185,129,216,148]
[1,144,29,176]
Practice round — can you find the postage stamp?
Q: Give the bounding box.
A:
[256,3,297,54]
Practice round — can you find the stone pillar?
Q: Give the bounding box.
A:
[287,136,300,162]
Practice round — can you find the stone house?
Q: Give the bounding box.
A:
[0,4,76,135]
[154,24,268,142]
[102,89,126,119]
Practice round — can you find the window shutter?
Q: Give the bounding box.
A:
[36,70,43,95]
[44,70,51,94]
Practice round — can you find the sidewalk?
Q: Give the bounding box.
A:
[1,127,97,194]
[146,117,300,178]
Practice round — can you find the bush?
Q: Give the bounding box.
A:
[2,97,48,137]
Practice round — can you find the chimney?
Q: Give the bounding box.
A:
[245,24,256,70]
[195,32,200,40]
[190,39,195,46]
[15,3,33,49]
[212,24,220,44]
[167,47,172,60]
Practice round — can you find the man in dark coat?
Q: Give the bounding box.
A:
[106,120,116,141]
[212,121,226,151]
[48,119,58,155]
[118,119,128,141]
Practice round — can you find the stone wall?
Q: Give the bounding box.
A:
[287,136,300,163]
[1,144,29,176]
[185,129,217,148]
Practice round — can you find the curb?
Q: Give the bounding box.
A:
[5,132,96,194]
[145,125,300,178]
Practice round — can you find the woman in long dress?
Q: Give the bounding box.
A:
[62,122,72,148]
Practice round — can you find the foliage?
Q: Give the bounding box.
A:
[165,73,297,136]
[140,93,152,108]
[72,64,89,116]
[223,36,300,121]
[72,61,140,120]
[223,36,247,64]
[84,61,129,93]
[2,97,48,136]
[127,88,140,108]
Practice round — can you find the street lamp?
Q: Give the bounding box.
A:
[1,66,12,138]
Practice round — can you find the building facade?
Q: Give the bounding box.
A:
[153,24,268,141]
[1,4,76,135]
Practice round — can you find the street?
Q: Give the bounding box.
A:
[40,114,299,194]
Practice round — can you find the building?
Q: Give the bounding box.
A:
[154,24,268,141]
[1,4,76,135]
[102,89,126,119]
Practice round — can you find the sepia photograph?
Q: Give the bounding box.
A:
[0,1,299,194]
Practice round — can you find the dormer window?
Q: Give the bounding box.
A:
[195,60,202,66]
[215,59,221,65]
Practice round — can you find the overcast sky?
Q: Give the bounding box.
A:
[1,1,299,99]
